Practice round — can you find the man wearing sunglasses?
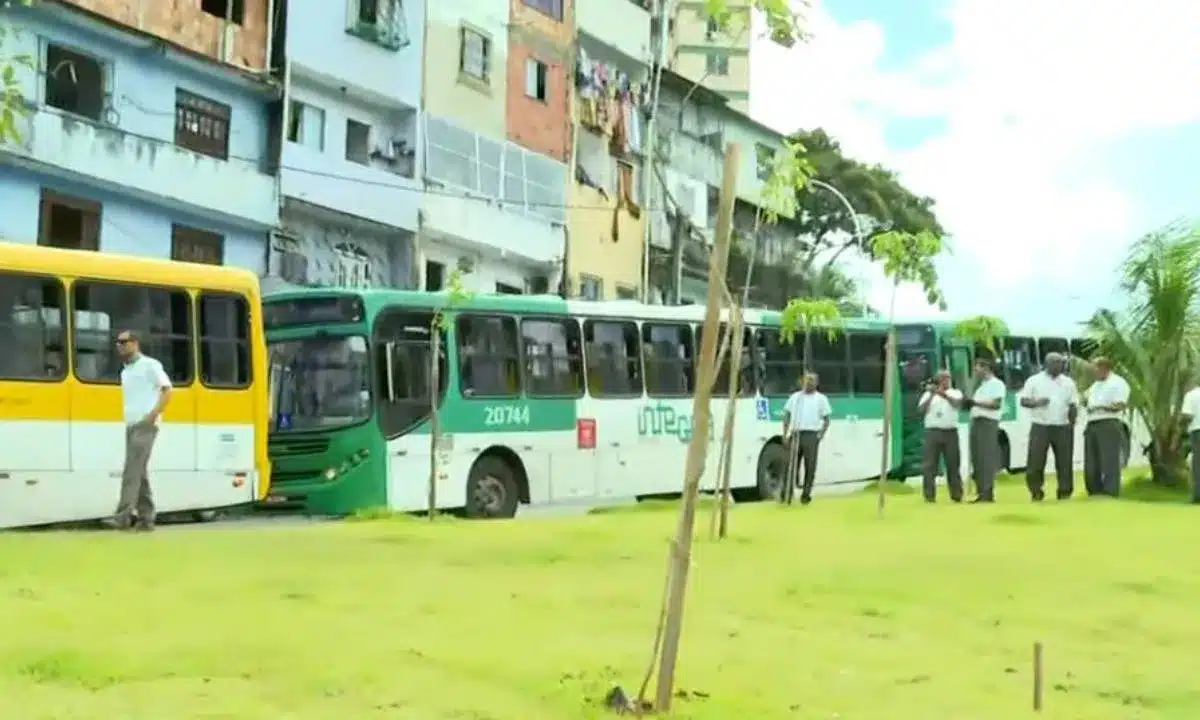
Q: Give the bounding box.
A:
[113,330,172,531]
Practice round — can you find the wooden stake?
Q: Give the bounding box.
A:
[710,304,744,540]
[1033,641,1044,711]
[653,142,739,712]
[877,328,896,515]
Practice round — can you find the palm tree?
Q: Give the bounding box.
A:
[1076,222,1200,485]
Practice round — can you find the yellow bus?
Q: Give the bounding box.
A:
[0,242,270,528]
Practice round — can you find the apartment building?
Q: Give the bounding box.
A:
[661,0,750,112]
[0,0,278,268]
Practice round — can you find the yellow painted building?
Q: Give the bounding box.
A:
[668,0,751,112]
[423,0,509,139]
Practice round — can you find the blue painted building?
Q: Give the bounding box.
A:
[265,0,423,291]
[0,1,279,271]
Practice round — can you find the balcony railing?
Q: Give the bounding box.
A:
[422,114,566,226]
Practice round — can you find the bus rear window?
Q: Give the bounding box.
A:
[265,296,364,329]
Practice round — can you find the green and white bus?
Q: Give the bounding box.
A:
[261,289,908,518]
[891,321,1148,479]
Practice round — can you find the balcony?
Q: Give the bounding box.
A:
[577,0,652,63]
[662,129,724,187]
[2,108,277,227]
[421,114,566,265]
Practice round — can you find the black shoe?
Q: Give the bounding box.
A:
[950,496,963,503]
[1031,493,1044,502]
[924,497,936,503]
[970,497,995,504]
[799,495,812,505]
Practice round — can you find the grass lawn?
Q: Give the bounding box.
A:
[1,475,1198,719]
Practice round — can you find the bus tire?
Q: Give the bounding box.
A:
[193,510,220,523]
[753,441,788,501]
[465,454,519,519]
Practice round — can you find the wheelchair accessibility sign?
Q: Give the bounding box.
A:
[755,398,769,421]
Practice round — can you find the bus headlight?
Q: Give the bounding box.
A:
[323,467,337,481]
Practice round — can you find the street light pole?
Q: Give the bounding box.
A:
[808,178,865,247]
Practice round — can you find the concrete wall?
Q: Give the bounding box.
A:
[567,182,643,299]
[286,0,423,109]
[59,0,270,70]
[424,0,508,139]
[0,166,266,273]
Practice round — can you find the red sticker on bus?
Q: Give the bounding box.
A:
[577,418,596,449]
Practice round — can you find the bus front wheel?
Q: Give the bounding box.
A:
[465,455,520,519]
[751,441,788,501]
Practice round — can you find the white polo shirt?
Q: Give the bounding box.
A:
[1085,373,1129,422]
[1020,371,1078,426]
[120,354,172,426]
[920,389,962,430]
[784,390,832,433]
[1183,386,1200,433]
[970,376,1006,421]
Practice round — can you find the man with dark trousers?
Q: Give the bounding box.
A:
[1180,380,1200,504]
[1020,352,1079,500]
[782,372,832,505]
[1082,357,1129,496]
[965,357,1005,503]
[918,370,964,502]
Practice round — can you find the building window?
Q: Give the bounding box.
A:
[43,43,107,122]
[705,52,730,76]
[333,244,372,288]
[424,260,444,291]
[616,284,637,299]
[525,58,548,102]
[345,119,371,164]
[171,224,225,265]
[521,0,563,21]
[495,282,522,295]
[755,143,774,181]
[200,0,244,24]
[459,27,490,82]
[348,0,409,50]
[579,274,603,301]
[38,189,100,251]
[287,101,325,151]
[175,88,231,160]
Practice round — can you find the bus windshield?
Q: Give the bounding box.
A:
[269,334,372,432]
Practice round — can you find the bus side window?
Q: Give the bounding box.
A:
[847,331,885,395]
[520,317,584,397]
[737,327,755,396]
[810,330,849,394]
[375,310,446,437]
[584,319,642,397]
[199,292,251,387]
[456,314,521,398]
[72,281,192,384]
[642,322,693,397]
[694,322,754,397]
[1037,337,1068,367]
[1003,336,1036,391]
[1069,338,1096,362]
[759,328,803,396]
[0,272,67,381]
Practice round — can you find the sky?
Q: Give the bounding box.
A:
[750,0,1200,331]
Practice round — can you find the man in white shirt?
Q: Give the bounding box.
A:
[1020,353,1079,501]
[918,370,964,502]
[964,357,1006,502]
[1180,382,1200,504]
[782,372,832,505]
[113,330,173,531]
[1082,357,1129,497]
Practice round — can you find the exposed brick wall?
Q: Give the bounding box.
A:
[58,0,269,71]
[505,38,569,162]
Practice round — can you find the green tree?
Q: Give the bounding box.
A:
[789,128,946,268]
[954,315,1009,355]
[1,1,32,146]
[1077,223,1200,486]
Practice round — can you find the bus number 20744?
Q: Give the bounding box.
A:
[483,404,531,427]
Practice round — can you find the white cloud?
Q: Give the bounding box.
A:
[750,0,1200,327]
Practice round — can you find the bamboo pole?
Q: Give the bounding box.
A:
[651,143,739,712]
